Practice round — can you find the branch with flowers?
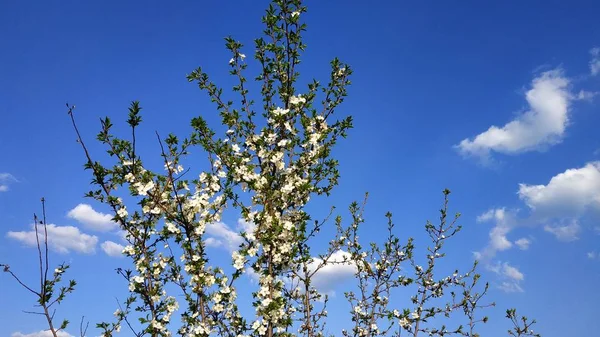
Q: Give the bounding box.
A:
[1,198,81,337]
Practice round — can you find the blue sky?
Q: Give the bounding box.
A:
[1,1,600,336]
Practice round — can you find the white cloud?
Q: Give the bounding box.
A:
[543,221,581,242]
[475,208,515,261]
[247,249,357,295]
[456,69,572,160]
[204,237,225,248]
[67,204,118,232]
[276,250,358,296]
[116,230,128,242]
[488,262,525,293]
[307,250,357,294]
[12,330,73,337]
[502,263,524,281]
[101,240,125,257]
[576,90,598,101]
[0,172,17,192]
[476,211,529,292]
[587,251,597,259]
[518,162,600,218]
[489,224,513,251]
[476,208,505,223]
[590,47,600,76]
[476,163,600,291]
[514,238,531,250]
[488,261,524,281]
[205,218,256,252]
[237,218,255,233]
[497,281,524,293]
[245,267,261,282]
[204,222,244,251]
[7,224,98,254]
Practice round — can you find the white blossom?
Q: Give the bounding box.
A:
[117,207,128,218]
[272,107,289,116]
[289,95,306,105]
[232,251,245,270]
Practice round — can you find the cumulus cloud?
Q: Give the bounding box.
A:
[245,267,261,282]
[474,208,515,261]
[488,262,525,293]
[500,262,524,281]
[518,162,600,218]
[576,90,598,101]
[12,330,73,337]
[237,218,255,233]
[0,172,17,192]
[497,281,524,293]
[476,208,505,223]
[116,230,128,242]
[476,163,600,291]
[67,204,118,232]
[543,221,581,242]
[268,250,357,296]
[475,162,600,292]
[7,224,98,254]
[587,251,597,259]
[489,224,512,252]
[514,238,531,250]
[475,210,530,292]
[246,249,358,295]
[307,250,358,294]
[590,47,600,76]
[101,240,125,257]
[204,218,257,252]
[516,162,600,243]
[204,222,245,252]
[478,164,600,264]
[456,69,572,161]
[0,173,14,179]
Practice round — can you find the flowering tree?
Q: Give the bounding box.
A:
[4,1,541,337]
